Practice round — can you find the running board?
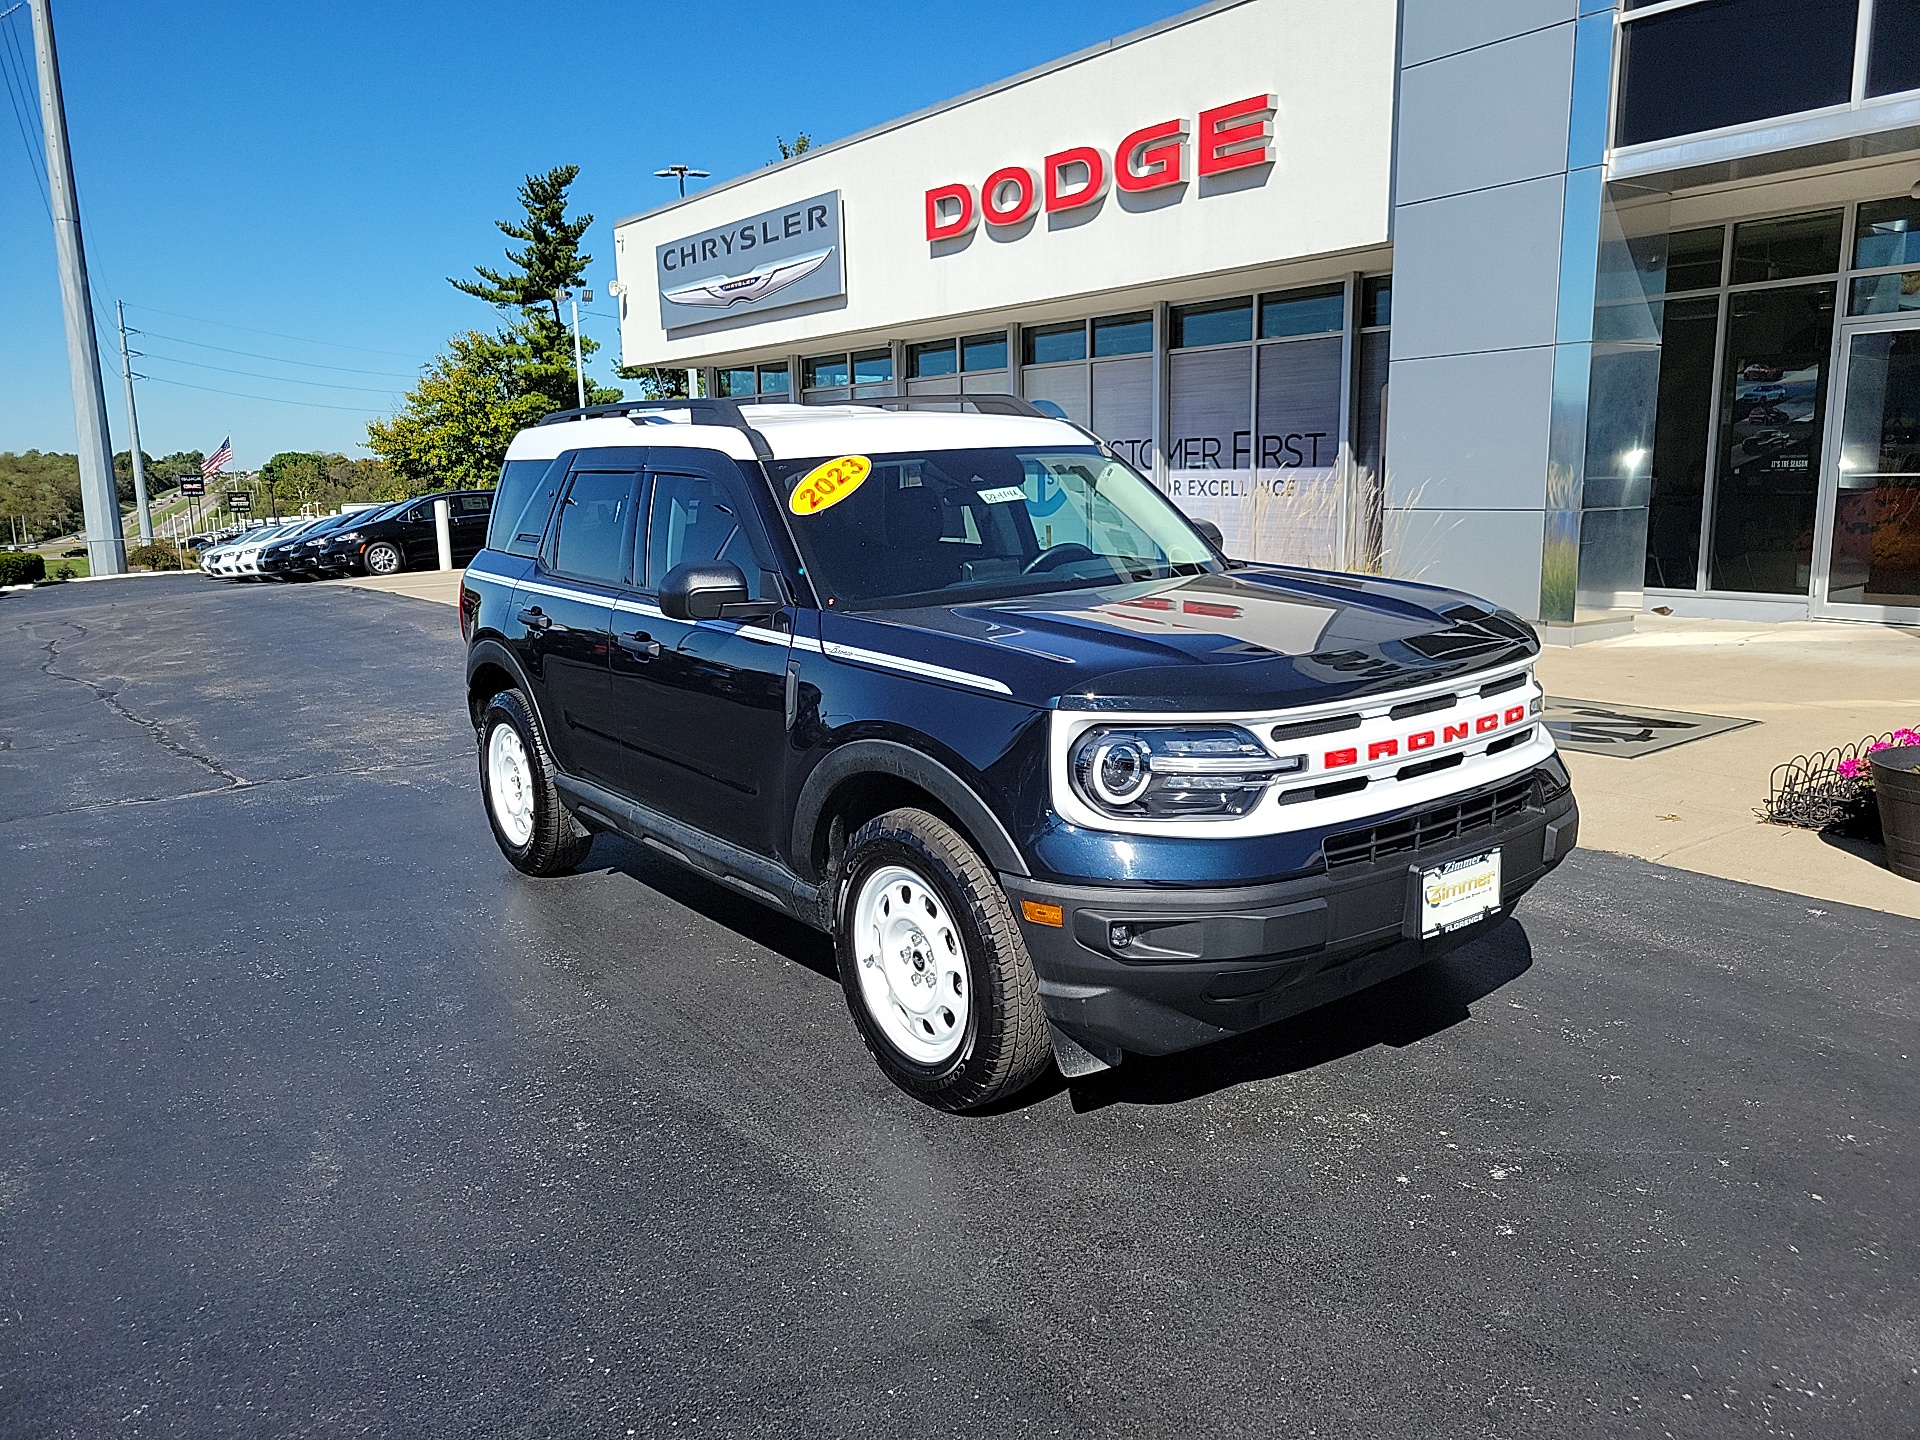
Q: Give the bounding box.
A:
[554,773,831,929]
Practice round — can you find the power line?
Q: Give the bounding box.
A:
[138,350,406,394]
[138,374,391,414]
[122,302,427,358]
[0,5,50,216]
[136,330,421,378]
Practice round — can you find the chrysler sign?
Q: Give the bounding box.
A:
[925,94,1275,243]
[655,191,845,331]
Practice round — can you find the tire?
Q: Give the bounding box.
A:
[835,807,1053,1111]
[364,541,404,576]
[478,688,592,877]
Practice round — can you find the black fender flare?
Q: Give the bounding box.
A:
[465,638,553,753]
[791,739,1029,882]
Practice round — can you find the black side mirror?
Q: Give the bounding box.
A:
[1192,518,1225,551]
[658,560,780,622]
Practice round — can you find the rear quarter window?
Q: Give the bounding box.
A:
[488,458,565,555]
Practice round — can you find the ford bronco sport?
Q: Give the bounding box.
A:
[462,397,1577,1110]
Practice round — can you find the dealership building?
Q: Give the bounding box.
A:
[610,0,1920,638]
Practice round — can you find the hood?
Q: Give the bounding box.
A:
[873,565,1538,711]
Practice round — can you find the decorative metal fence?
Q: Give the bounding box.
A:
[1761,732,1897,830]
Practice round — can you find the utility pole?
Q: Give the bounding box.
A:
[115,300,152,542]
[28,0,124,575]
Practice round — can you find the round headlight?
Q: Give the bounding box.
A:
[1082,734,1152,807]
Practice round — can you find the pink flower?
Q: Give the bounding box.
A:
[1839,757,1865,779]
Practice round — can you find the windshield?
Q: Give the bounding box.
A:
[768,446,1218,610]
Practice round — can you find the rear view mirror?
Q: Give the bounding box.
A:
[658,561,779,622]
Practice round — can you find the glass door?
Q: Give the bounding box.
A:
[1815,316,1920,621]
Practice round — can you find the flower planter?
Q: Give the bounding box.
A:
[1871,746,1920,882]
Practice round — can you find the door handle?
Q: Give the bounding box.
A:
[618,630,661,659]
[517,607,551,631]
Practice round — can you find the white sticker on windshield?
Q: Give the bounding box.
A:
[976,485,1026,505]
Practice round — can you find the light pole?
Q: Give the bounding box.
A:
[556,288,588,409]
[653,164,709,199]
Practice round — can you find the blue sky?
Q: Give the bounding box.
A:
[0,0,1188,468]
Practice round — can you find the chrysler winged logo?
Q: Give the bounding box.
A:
[662,248,835,309]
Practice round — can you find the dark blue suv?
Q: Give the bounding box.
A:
[461,398,1577,1110]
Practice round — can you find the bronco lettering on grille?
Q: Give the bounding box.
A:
[1324,704,1529,770]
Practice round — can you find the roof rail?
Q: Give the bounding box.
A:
[803,392,1057,420]
[534,398,772,461]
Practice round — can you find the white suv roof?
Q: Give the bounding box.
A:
[502,400,1090,467]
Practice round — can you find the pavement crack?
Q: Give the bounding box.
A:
[40,624,248,789]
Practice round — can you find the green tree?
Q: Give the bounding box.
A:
[451,164,594,328]
[371,167,622,488]
[251,452,400,517]
[367,330,563,490]
[0,451,83,540]
[149,452,206,488]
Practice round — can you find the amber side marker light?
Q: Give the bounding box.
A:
[1020,900,1064,927]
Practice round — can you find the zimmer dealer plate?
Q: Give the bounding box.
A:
[1420,849,1502,938]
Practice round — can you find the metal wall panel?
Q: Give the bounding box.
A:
[1396,24,1575,205]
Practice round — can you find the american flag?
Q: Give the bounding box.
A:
[202,438,233,477]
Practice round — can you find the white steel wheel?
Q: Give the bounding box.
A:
[851,863,971,1065]
[486,722,536,848]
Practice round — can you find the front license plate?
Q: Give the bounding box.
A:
[1419,849,1502,938]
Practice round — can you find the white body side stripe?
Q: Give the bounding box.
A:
[476,564,1006,692]
[820,640,1012,695]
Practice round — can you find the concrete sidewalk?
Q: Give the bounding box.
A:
[1536,615,1920,918]
[342,567,1920,915]
[326,569,466,605]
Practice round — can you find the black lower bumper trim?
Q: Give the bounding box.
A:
[1002,792,1577,1059]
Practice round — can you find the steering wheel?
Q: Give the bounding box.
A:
[1022,543,1097,576]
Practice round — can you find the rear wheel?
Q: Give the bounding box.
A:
[364,541,403,576]
[835,807,1053,1111]
[479,688,591,876]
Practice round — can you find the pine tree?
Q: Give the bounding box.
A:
[451,165,594,327]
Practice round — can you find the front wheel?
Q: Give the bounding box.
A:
[835,808,1053,1111]
[479,688,592,876]
[364,541,404,576]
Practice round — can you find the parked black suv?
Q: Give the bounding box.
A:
[462,399,1577,1110]
[316,490,493,576]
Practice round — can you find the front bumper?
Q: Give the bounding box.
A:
[1001,771,1577,1061]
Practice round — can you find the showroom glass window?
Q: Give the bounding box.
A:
[1635,200,1920,600]
[1018,313,1156,469]
[1617,0,1920,148]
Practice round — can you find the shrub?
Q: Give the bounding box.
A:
[50,563,75,582]
[127,541,180,570]
[0,552,46,585]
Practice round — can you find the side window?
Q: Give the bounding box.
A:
[454,494,491,518]
[550,471,636,585]
[492,457,566,555]
[644,471,763,597]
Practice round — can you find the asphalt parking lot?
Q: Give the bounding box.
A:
[3,574,1916,1439]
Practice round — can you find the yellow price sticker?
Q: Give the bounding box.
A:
[788,455,872,516]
